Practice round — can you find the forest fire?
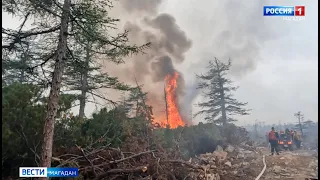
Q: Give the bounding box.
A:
[163,72,185,129]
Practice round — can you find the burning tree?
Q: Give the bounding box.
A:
[164,72,185,129]
[195,58,250,126]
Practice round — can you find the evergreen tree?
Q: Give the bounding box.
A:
[63,41,132,118]
[125,85,155,141]
[195,58,250,126]
[2,0,149,172]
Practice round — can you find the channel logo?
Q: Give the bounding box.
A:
[19,167,79,178]
[263,6,305,16]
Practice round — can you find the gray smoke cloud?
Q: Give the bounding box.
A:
[82,0,317,125]
[188,0,281,78]
[104,0,192,122]
[123,14,192,77]
[119,0,162,14]
[107,0,280,124]
[151,56,175,82]
[150,0,283,123]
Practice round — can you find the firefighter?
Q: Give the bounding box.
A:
[285,128,290,136]
[269,127,280,155]
[290,130,295,141]
[294,131,302,149]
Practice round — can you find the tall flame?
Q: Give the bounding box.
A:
[164,72,185,129]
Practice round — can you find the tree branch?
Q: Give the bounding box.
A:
[93,166,148,180]
[3,26,60,51]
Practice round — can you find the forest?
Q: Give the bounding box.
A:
[2,0,317,180]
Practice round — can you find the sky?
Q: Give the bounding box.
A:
[2,0,318,126]
[157,0,318,125]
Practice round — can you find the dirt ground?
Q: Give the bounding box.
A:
[182,145,317,180]
[257,148,318,180]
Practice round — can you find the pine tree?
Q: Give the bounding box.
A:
[63,41,132,118]
[3,0,149,174]
[117,84,155,147]
[62,0,151,118]
[195,58,250,126]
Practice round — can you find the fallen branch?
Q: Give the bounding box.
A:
[76,145,97,177]
[50,138,211,180]
[93,166,148,180]
[79,150,155,173]
[109,150,155,164]
[163,160,205,171]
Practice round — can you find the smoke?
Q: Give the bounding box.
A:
[105,0,278,123]
[119,0,162,14]
[153,0,286,124]
[184,0,281,78]
[104,0,192,122]
[151,56,175,82]
[93,0,317,126]
[121,14,192,81]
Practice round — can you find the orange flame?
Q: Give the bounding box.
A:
[163,72,185,129]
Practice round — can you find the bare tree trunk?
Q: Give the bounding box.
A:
[164,85,169,127]
[38,0,71,177]
[298,114,304,137]
[134,76,150,147]
[295,111,304,137]
[219,78,227,126]
[135,100,139,117]
[19,49,28,83]
[214,59,227,126]
[19,63,25,83]
[79,89,86,118]
[79,42,90,118]
[220,95,227,126]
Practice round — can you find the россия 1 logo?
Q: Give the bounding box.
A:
[263,6,305,16]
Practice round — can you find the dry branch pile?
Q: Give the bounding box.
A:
[52,137,214,180]
[51,136,263,180]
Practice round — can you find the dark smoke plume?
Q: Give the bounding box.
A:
[151,56,175,82]
[122,14,192,81]
[144,14,192,62]
[104,0,192,122]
